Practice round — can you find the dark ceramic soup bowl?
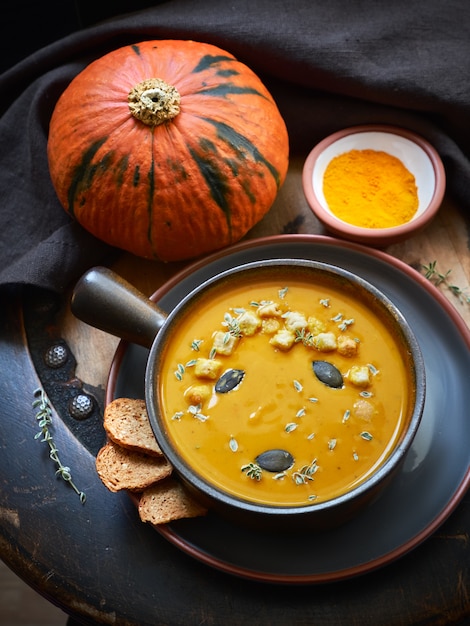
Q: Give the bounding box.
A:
[72,259,425,531]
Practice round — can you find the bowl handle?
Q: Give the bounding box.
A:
[71,266,166,349]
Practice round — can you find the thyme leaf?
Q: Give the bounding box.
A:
[422,261,470,304]
[241,462,262,480]
[33,388,86,503]
[292,458,318,484]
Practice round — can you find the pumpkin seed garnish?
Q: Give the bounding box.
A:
[328,438,337,450]
[33,388,86,503]
[172,411,184,420]
[342,409,351,423]
[312,360,344,389]
[296,408,306,418]
[191,339,203,351]
[278,286,289,299]
[255,449,294,472]
[293,379,303,392]
[360,431,373,441]
[359,390,373,398]
[215,368,245,393]
[320,298,330,307]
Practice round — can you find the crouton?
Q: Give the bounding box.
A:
[284,311,308,332]
[269,328,296,351]
[257,302,282,318]
[307,316,327,335]
[194,358,222,380]
[312,331,337,352]
[211,331,239,356]
[184,384,212,405]
[337,335,358,357]
[238,310,261,336]
[261,318,281,335]
[353,399,375,421]
[347,365,371,388]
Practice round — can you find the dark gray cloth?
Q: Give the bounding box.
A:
[1,0,469,293]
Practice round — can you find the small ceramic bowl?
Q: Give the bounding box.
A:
[72,260,426,531]
[302,125,446,246]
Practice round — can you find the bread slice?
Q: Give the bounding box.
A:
[138,478,208,525]
[103,398,163,457]
[96,441,172,492]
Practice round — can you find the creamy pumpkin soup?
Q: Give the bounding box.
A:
[158,274,412,507]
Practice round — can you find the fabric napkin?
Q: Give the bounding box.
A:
[1,0,469,294]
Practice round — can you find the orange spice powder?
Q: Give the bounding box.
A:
[323,149,419,228]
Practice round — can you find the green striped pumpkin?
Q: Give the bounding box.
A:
[47,40,289,261]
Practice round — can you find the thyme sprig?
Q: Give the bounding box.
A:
[422,261,470,304]
[292,458,319,485]
[241,462,262,480]
[33,388,86,503]
[222,312,242,338]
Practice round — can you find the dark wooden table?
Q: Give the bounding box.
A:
[1,157,469,625]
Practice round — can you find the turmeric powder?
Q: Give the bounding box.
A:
[323,149,419,228]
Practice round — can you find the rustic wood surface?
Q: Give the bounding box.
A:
[1,155,469,625]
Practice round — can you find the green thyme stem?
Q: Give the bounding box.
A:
[33,388,86,503]
[422,261,470,304]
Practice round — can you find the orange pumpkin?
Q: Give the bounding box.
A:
[47,40,289,261]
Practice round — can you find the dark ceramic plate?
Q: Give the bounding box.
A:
[107,235,470,584]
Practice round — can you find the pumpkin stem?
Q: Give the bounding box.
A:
[128,78,181,126]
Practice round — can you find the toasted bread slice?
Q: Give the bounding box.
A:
[96,441,172,493]
[103,398,163,457]
[138,478,208,525]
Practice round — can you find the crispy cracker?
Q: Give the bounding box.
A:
[103,398,163,457]
[96,440,172,493]
[138,478,208,525]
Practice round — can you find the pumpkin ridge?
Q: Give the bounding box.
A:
[146,131,157,253]
[192,54,236,73]
[188,145,232,238]
[67,137,108,216]
[201,117,282,188]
